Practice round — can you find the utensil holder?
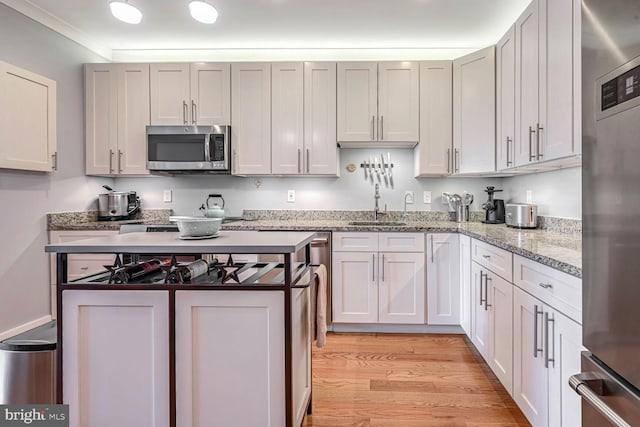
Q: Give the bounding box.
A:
[456,205,469,222]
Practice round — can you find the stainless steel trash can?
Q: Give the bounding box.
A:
[0,320,56,404]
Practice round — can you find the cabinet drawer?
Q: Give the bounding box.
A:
[333,232,378,252]
[379,232,425,253]
[471,239,513,281]
[67,256,116,280]
[513,255,581,324]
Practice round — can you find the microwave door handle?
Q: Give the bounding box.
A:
[204,134,211,162]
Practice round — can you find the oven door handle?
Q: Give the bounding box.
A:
[204,133,211,162]
[569,374,633,427]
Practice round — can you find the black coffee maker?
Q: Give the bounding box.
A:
[481,186,505,224]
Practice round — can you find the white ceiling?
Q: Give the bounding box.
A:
[4,0,532,60]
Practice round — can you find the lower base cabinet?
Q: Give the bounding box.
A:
[426,233,460,325]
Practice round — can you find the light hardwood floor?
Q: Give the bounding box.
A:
[302,333,530,427]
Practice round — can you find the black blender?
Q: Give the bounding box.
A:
[481,186,505,224]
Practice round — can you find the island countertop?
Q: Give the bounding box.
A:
[45,230,317,254]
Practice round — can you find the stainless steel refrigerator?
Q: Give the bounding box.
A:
[572,0,640,425]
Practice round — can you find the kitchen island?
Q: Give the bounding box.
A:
[45,230,317,427]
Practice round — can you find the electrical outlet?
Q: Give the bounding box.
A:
[404,191,414,204]
[163,190,172,203]
[423,191,432,204]
[287,190,295,203]
[526,190,533,204]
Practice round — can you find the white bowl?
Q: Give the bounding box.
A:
[170,216,222,237]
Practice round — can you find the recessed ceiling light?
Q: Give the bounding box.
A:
[189,1,218,24]
[109,1,142,25]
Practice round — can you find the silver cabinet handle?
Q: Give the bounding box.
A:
[482,254,491,259]
[529,126,536,161]
[479,271,486,306]
[233,149,238,172]
[306,148,310,173]
[506,137,513,166]
[484,275,492,311]
[372,253,375,281]
[430,235,434,263]
[183,101,188,124]
[446,148,451,173]
[380,115,384,140]
[533,305,543,358]
[569,374,633,427]
[371,116,375,140]
[80,266,89,271]
[536,123,544,159]
[544,311,555,368]
[454,148,460,173]
[51,152,57,171]
[118,149,123,173]
[297,148,301,173]
[109,149,114,173]
[191,101,197,124]
[539,283,553,289]
[381,254,385,282]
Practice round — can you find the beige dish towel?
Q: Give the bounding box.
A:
[311,264,328,348]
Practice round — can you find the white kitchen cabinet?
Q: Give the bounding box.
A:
[337,61,418,144]
[333,232,425,324]
[231,63,271,175]
[459,234,472,337]
[291,286,312,427]
[271,62,304,174]
[62,290,170,427]
[471,260,514,395]
[0,61,56,172]
[85,63,150,175]
[426,233,460,325]
[497,26,516,171]
[175,290,286,427]
[513,286,582,427]
[150,63,230,126]
[414,61,453,176]
[452,46,496,174]
[304,62,338,175]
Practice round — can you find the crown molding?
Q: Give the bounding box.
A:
[1,0,112,60]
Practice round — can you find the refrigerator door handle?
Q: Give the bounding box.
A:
[569,374,633,427]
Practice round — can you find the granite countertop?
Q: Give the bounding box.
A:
[222,219,582,278]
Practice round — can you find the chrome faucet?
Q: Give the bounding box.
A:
[402,192,411,223]
[373,184,380,221]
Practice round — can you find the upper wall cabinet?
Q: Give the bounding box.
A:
[453,46,496,174]
[271,62,338,175]
[506,0,580,169]
[414,61,453,176]
[85,63,150,176]
[337,62,419,146]
[0,61,57,172]
[150,63,230,126]
[497,26,516,171]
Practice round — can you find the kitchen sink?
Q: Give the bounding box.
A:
[348,221,408,226]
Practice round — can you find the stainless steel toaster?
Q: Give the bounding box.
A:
[505,203,538,229]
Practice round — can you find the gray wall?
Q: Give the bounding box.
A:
[0,4,110,335]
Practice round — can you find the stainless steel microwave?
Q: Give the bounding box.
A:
[146,125,231,173]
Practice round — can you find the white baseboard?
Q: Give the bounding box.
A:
[0,315,53,341]
[329,323,464,334]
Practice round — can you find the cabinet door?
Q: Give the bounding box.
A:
[497,26,516,171]
[459,235,472,337]
[332,252,378,323]
[117,63,149,175]
[471,262,490,360]
[515,0,540,166]
[304,62,337,175]
[337,62,377,142]
[452,46,496,174]
[272,62,304,175]
[62,290,170,427]
[540,0,580,161]
[292,287,312,427]
[231,63,271,175]
[85,64,117,175]
[426,233,460,325]
[378,61,419,142]
[513,286,549,427]
[190,63,231,125]
[487,271,514,395]
[0,61,56,172]
[547,308,582,427]
[175,291,285,427]
[379,252,426,324]
[149,63,190,125]
[415,61,453,176]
